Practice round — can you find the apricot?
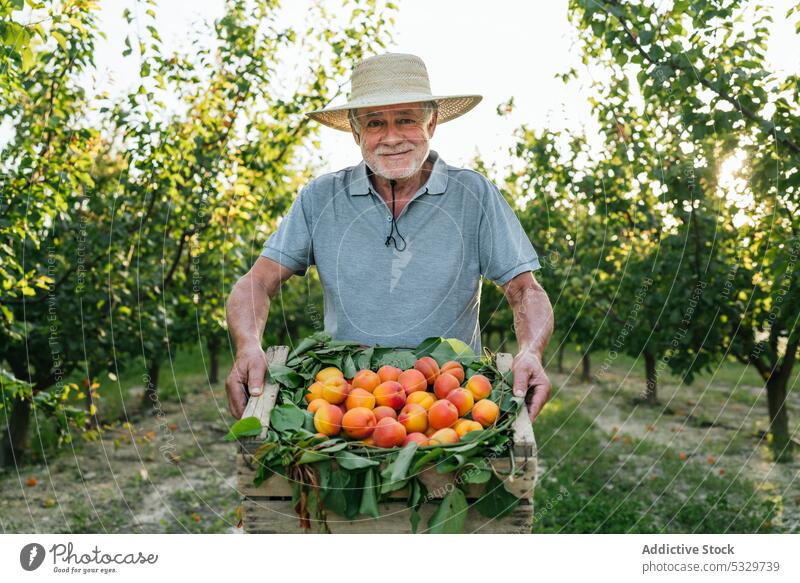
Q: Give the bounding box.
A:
[352,369,381,393]
[304,381,325,403]
[446,388,474,417]
[398,403,428,434]
[313,403,343,436]
[398,369,428,395]
[346,388,376,410]
[428,399,459,430]
[406,391,435,410]
[472,399,500,427]
[403,432,428,446]
[414,356,440,385]
[316,366,344,384]
[373,406,397,422]
[453,419,483,438]
[440,361,465,384]
[373,381,406,411]
[377,365,402,383]
[372,417,406,448]
[465,374,492,401]
[433,372,460,399]
[428,427,459,445]
[307,398,328,414]
[321,376,348,404]
[341,407,377,439]
[424,425,437,437]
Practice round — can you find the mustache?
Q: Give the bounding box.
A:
[375,145,415,155]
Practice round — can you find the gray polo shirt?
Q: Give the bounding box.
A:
[260,149,541,354]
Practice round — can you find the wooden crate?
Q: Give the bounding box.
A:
[236,345,538,533]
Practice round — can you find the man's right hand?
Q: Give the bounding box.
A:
[225,346,267,419]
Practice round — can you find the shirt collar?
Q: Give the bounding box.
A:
[347,150,448,196]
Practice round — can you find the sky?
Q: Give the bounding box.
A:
[13,0,800,176]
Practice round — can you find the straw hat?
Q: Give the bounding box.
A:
[306,53,482,132]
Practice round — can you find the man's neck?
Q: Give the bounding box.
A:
[369,158,433,201]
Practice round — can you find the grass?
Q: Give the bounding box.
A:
[531,397,781,533]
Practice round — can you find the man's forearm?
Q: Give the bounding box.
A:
[510,282,554,359]
[226,273,271,353]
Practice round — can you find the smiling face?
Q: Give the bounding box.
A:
[350,102,437,181]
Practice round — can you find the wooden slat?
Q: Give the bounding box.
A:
[242,498,533,534]
[495,351,537,459]
[239,345,289,441]
[236,454,536,500]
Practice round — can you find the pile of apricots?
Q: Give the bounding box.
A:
[304,357,500,448]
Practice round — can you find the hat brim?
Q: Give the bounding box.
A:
[305,94,482,132]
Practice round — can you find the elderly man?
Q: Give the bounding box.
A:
[225,53,554,423]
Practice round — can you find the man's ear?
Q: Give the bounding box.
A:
[427,110,438,138]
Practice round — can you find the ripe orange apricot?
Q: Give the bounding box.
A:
[316,366,344,384]
[453,419,483,438]
[424,425,437,437]
[472,399,499,427]
[373,406,397,422]
[406,391,435,410]
[341,407,377,439]
[398,403,428,434]
[428,399,459,430]
[465,374,492,401]
[307,398,328,414]
[373,381,406,411]
[346,388,376,410]
[377,365,402,383]
[372,417,407,448]
[433,372,460,399]
[304,381,325,403]
[403,432,428,446]
[313,403,343,436]
[428,427,459,445]
[398,369,428,395]
[352,369,381,393]
[446,388,474,417]
[414,356,440,385]
[321,376,348,404]
[440,361,465,384]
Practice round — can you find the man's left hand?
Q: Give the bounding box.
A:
[511,350,551,422]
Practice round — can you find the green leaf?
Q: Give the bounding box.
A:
[373,350,417,370]
[269,403,305,432]
[380,441,419,493]
[335,450,379,470]
[427,488,468,533]
[414,336,444,358]
[268,363,302,388]
[474,474,521,520]
[354,346,374,371]
[297,450,329,464]
[342,353,357,378]
[223,416,262,441]
[358,468,380,518]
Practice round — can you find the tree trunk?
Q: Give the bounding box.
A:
[208,336,220,385]
[1,397,32,467]
[766,375,792,462]
[557,344,565,374]
[581,352,592,382]
[142,360,161,414]
[642,350,658,405]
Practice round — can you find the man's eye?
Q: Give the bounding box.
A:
[400,118,415,124]
[367,120,383,127]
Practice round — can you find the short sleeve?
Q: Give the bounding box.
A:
[260,186,315,275]
[478,181,541,286]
